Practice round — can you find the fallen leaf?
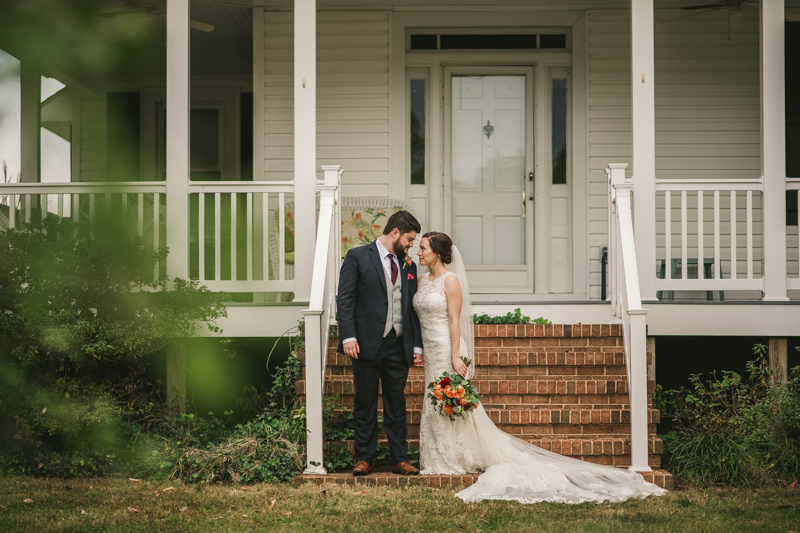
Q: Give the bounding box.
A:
[319,489,327,496]
[23,499,33,504]
[153,491,160,496]
[0,504,7,511]
[240,486,248,491]
[41,408,46,414]
[162,487,175,493]
[80,509,87,515]
[37,463,43,468]
[89,485,92,490]
[270,499,277,508]
[180,506,188,513]
[354,490,366,495]
[127,507,139,514]
[285,511,292,517]
[129,478,142,485]
[242,514,248,518]
[300,508,307,513]
[789,480,797,489]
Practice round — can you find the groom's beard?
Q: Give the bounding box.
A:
[392,239,407,258]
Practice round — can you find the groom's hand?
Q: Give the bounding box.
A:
[343,340,360,359]
[413,353,423,367]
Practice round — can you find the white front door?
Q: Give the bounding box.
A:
[448,72,534,292]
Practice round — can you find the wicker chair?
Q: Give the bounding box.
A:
[268,197,419,282]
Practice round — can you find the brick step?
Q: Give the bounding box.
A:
[300,468,674,490]
[323,351,631,377]
[300,377,652,398]
[326,437,662,468]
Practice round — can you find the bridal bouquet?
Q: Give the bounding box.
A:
[426,358,481,421]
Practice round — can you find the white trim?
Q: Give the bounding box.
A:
[630,0,657,302]
[293,0,317,303]
[571,12,589,299]
[760,0,789,301]
[165,0,191,281]
[253,6,265,182]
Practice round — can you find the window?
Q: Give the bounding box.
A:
[410,79,425,185]
[409,33,567,51]
[551,78,568,185]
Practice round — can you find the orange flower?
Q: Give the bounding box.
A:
[342,237,350,244]
[458,397,469,406]
[445,385,460,399]
[354,213,362,220]
[444,405,454,415]
[358,230,365,239]
[456,386,465,398]
[372,224,381,230]
[433,388,444,400]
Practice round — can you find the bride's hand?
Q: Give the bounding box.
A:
[452,356,468,377]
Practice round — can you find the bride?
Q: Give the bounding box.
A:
[411,231,667,504]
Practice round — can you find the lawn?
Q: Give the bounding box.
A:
[0,477,798,533]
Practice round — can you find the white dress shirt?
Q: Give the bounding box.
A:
[342,238,422,355]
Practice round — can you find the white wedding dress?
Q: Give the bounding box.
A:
[412,269,667,504]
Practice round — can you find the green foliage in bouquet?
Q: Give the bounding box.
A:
[427,358,481,421]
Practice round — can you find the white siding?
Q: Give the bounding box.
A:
[79,97,106,182]
[587,9,765,300]
[260,10,391,197]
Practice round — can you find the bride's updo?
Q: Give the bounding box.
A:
[422,231,453,264]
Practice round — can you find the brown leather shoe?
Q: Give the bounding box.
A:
[391,461,420,476]
[353,461,371,476]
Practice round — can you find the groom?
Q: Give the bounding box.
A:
[337,210,423,476]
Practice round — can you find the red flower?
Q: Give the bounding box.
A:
[439,377,451,388]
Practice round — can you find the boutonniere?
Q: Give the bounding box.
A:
[402,254,413,269]
[407,273,415,280]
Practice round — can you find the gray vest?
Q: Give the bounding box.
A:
[383,260,403,337]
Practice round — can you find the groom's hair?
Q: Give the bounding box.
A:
[383,210,421,236]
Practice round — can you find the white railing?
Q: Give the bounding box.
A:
[606,164,651,473]
[187,181,294,293]
[655,178,764,295]
[788,179,800,292]
[303,165,342,475]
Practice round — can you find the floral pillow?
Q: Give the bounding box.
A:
[341,206,406,258]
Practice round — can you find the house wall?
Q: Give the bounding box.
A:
[78,96,107,182]
[587,9,778,300]
[259,10,391,197]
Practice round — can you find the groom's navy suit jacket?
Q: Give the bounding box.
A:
[336,241,423,365]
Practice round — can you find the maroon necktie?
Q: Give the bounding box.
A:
[388,254,398,285]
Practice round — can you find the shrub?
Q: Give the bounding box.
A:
[473,308,550,325]
[0,217,228,477]
[657,344,800,487]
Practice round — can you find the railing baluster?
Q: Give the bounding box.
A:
[231,193,237,281]
[153,193,160,278]
[681,190,688,280]
[105,193,111,216]
[664,191,671,280]
[57,194,63,218]
[41,194,48,221]
[697,190,704,279]
[714,190,720,279]
[278,192,286,281]
[214,192,221,281]
[730,190,737,279]
[262,192,270,282]
[746,190,753,279]
[9,195,15,228]
[73,194,79,224]
[246,193,253,281]
[25,195,31,223]
[122,193,128,225]
[137,193,144,236]
[199,192,205,281]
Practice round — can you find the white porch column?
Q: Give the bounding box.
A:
[20,60,40,183]
[761,0,789,301]
[630,0,657,301]
[165,0,191,281]
[293,0,317,303]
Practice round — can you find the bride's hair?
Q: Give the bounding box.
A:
[422,231,453,264]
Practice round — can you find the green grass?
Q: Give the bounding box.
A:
[0,477,798,532]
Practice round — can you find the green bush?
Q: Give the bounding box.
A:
[473,308,550,325]
[0,217,228,478]
[657,344,800,487]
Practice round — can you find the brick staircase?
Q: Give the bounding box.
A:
[298,323,673,490]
